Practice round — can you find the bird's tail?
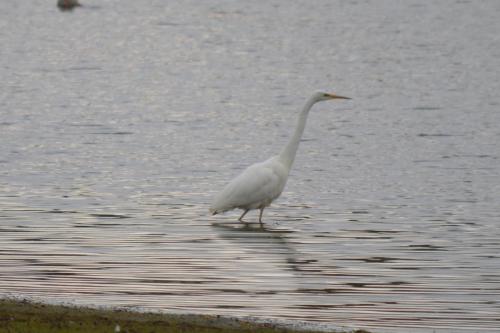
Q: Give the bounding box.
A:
[209,208,217,215]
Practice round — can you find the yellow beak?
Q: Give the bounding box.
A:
[327,93,351,100]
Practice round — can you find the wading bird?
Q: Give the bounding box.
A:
[210,92,350,224]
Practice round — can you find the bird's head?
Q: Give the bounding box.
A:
[315,91,351,102]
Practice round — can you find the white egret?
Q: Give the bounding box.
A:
[210,92,350,224]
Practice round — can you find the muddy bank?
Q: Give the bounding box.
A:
[0,299,370,333]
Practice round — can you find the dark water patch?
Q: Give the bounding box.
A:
[296,288,365,294]
[0,227,31,233]
[29,262,72,267]
[184,238,212,243]
[446,199,478,203]
[42,209,79,214]
[345,281,412,289]
[355,256,400,263]
[413,106,442,111]
[157,22,184,27]
[69,123,106,128]
[389,281,411,285]
[362,229,402,234]
[413,159,441,164]
[290,303,376,309]
[119,291,180,296]
[38,270,77,276]
[89,213,132,219]
[212,289,249,294]
[87,222,124,227]
[67,66,102,72]
[90,131,134,135]
[417,133,459,138]
[17,238,45,242]
[346,282,367,288]
[287,258,318,264]
[285,203,313,209]
[407,244,448,251]
[73,224,96,228]
[2,208,46,213]
[255,290,278,295]
[337,232,393,240]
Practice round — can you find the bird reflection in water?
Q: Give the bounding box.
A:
[211,221,314,274]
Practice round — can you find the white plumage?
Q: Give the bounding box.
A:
[211,157,288,212]
[210,92,350,224]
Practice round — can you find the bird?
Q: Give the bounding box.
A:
[209,91,350,225]
[57,0,81,11]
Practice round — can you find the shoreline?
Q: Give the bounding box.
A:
[0,298,371,333]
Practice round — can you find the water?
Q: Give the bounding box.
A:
[1,0,500,332]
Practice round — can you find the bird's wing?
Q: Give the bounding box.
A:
[211,158,287,212]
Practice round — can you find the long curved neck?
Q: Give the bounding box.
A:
[279,96,318,169]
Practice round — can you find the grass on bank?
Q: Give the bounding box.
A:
[0,299,371,333]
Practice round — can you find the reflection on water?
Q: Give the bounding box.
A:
[1,202,499,332]
[1,0,500,332]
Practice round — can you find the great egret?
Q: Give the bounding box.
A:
[210,92,350,224]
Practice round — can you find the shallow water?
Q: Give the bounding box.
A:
[1,0,500,332]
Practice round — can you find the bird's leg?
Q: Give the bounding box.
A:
[238,209,249,222]
[258,207,265,225]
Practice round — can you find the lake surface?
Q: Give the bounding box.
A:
[1,1,500,332]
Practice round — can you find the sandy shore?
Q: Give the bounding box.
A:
[0,299,371,333]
